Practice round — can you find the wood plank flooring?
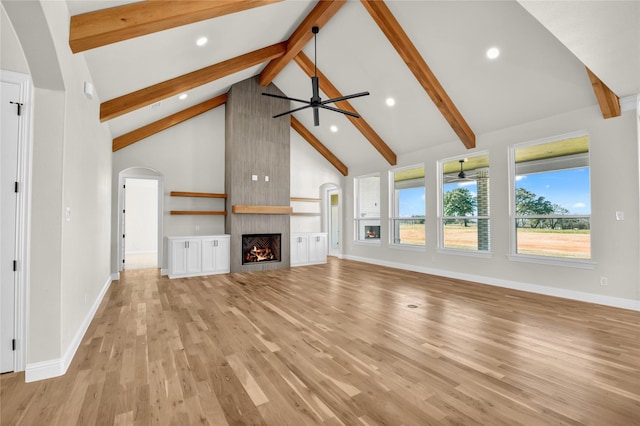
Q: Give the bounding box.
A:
[2,258,639,425]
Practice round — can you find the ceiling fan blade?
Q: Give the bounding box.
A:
[313,107,319,126]
[262,92,309,104]
[322,91,370,105]
[311,76,320,102]
[319,104,361,119]
[272,104,312,119]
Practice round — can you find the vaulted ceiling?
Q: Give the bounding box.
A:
[65,0,639,174]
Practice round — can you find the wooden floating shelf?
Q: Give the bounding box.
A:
[170,211,227,216]
[291,212,321,217]
[290,197,321,202]
[232,205,293,215]
[170,191,227,198]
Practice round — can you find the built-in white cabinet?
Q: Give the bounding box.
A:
[168,235,230,279]
[291,233,327,266]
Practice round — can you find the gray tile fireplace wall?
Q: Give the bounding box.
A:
[225,76,291,272]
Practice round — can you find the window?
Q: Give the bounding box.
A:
[390,165,425,246]
[439,153,490,252]
[354,174,380,242]
[511,133,591,260]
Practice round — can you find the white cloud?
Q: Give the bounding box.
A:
[457,181,476,187]
[515,175,526,181]
[573,202,586,208]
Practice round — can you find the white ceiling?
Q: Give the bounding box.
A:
[65,0,639,170]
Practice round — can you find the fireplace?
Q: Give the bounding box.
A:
[242,234,281,264]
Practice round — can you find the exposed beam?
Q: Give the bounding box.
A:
[291,116,348,176]
[361,0,476,149]
[259,0,346,86]
[585,67,621,119]
[69,0,281,53]
[112,94,227,152]
[294,52,397,165]
[100,43,286,122]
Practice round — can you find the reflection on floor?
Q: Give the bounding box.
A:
[124,252,157,270]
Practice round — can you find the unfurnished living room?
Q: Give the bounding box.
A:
[1,1,639,425]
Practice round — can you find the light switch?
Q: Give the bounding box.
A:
[65,207,72,222]
[616,211,624,221]
[251,174,258,181]
[265,176,269,182]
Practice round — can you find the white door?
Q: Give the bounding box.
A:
[1,80,20,373]
[185,239,201,274]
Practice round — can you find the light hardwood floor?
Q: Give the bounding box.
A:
[2,258,639,425]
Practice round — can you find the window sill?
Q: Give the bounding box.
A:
[390,243,426,252]
[354,240,381,247]
[507,254,596,269]
[437,248,492,259]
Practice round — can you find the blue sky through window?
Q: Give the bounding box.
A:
[398,187,425,217]
[516,167,590,214]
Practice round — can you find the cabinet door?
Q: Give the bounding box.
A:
[185,239,201,273]
[202,237,230,273]
[309,234,327,263]
[170,239,188,275]
[201,239,216,273]
[291,235,309,266]
[215,237,230,272]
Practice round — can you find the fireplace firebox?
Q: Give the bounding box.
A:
[242,234,281,264]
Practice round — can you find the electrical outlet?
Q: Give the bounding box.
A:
[600,277,608,286]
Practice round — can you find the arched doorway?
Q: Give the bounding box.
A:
[118,168,163,271]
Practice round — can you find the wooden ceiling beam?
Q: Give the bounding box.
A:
[100,43,286,122]
[361,0,476,149]
[259,0,346,86]
[291,116,348,176]
[294,51,397,165]
[585,67,621,119]
[69,0,281,53]
[112,94,227,152]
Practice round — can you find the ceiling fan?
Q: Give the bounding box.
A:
[262,26,369,126]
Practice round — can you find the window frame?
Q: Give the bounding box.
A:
[437,152,492,258]
[389,164,426,250]
[508,131,596,269]
[353,173,381,246]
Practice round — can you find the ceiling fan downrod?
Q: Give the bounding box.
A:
[262,26,370,126]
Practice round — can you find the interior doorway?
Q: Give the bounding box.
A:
[118,169,163,272]
[325,187,342,257]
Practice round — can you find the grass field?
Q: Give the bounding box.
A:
[399,224,590,258]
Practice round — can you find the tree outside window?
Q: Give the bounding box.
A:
[512,133,591,259]
[439,154,490,252]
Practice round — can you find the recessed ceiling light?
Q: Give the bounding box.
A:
[330,125,338,133]
[179,93,188,100]
[386,97,396,107]
[196,37,208,47]
[486,47,500,59]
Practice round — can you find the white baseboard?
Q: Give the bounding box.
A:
[160,268,168,276]
[111,272,120,281]
[344,255,640,312]
[25,274,114,382]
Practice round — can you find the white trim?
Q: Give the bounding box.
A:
[160,268,169,276]
[390,243,426,252]
[111,272,120,281]
[1,70,33,373]
[437,248,492,258]
[118,170,164,273]
[344,255,639,311]
[620,94,639,112]
[25,275,113,382]
[508,253,596,269]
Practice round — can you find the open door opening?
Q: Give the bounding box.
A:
[118,169,163,272]
[326,187,341,258]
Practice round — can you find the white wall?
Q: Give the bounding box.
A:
[112,107,226,272]
[345,104,639,308]
[290,131,344,233]
[2,1,113,376]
